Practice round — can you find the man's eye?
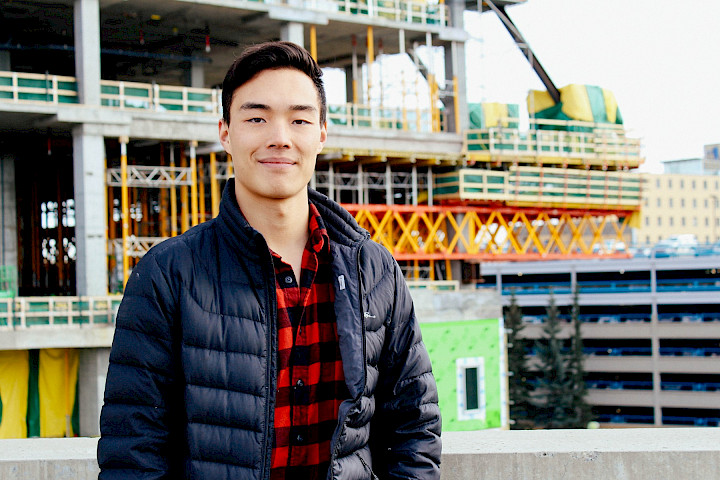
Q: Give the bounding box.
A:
[293,119,311,125]
[247,117,265,123]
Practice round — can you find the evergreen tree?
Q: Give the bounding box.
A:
[535,292,574,429]
[505,291,535,429]
[567,286,593,428]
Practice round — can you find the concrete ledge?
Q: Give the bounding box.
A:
[0,438,99,480]
[441,428,720,479]
[2,428,720,479]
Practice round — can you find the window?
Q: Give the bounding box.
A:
[646,235,651,243]
[705,199,709,208]
[693,199,697,208]
[680,179,684,188]
[645,198,649,207]
[657,198,662,207]
[669,198,673,207]
[657,217,662,226]
[682,218,686,226]
[645,217,650,226]
[668,179,673,188]
[704,180,708,189]
[656,179,661,188]
[693,217,698,227]
[681,199,685,207]
[706,217,710,227]
[692,180,696,189]
[456,357,486,421]
[669,217,674,226]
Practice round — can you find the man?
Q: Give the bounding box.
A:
[98,41,441,479]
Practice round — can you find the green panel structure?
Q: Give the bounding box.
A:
[420,318,507,431]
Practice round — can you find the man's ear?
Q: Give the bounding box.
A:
[218,119,231,153]
[317,121,328,154]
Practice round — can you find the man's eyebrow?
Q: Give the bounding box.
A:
[238,102,317,113]
[289,104,318,113]
[239,102,269,111]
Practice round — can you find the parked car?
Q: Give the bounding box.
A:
[651,234,698,258]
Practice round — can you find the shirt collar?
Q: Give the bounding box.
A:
[308,202,330,256]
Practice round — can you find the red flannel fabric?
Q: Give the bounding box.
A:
[269,204,349,480]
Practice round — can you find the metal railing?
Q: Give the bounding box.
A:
[304,0,447,25]
[109,237,169,259]
[0,71,78,105]
[0,296,122,329]
[328,102,443,133]
[1,70,445,133]
[406,280,460,290]
[464,118,642,163]
[435,165,643,209]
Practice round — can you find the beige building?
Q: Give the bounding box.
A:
[637,172,720,245]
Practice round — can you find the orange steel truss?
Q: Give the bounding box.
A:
[344,204,634,261]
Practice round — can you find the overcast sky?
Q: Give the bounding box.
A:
[464,0,720,172]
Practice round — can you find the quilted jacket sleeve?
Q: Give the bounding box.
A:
[371,261,442,479]
[97,252,182,480]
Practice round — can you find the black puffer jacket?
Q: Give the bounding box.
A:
[98,182,441,479]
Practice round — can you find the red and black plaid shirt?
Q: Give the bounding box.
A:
[269,204,349,480]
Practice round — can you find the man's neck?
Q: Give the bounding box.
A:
[235,187,309,278]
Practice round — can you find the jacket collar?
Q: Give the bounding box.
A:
[217,180,267,260]
[217,180,370,255]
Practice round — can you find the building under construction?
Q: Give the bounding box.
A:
[0,0,645,437]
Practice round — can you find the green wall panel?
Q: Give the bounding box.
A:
[421,318,507,431]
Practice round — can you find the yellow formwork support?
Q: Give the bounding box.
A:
[180,147,190,233]
[170,147,178,237]
[190,141,199,227]
[210,152,220,218]
[198,157,206,224]
[119,137,130,288]
[348,205,635,261]
[310,26,318,61]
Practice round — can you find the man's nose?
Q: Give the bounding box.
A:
[267,122,292,149]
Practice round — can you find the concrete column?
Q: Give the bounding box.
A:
[344,66,354,103]
[0,51,10,71]
[0,155,17,271]
[78,348,110,436]
[190,61,204,88]
[280,22,305,48]
[74,0,102,105]
[444,0,469,132]
[72,126,107,296]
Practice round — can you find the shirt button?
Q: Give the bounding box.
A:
[296,379,304,387]
[296,434,304,444]
[284,276,293,284]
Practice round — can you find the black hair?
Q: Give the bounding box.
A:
[221,41,327,125]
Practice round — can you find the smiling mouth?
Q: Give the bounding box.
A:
[259,159,295,165]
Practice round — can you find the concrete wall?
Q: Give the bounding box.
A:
[2,428,719,479]
[411,288,503,324]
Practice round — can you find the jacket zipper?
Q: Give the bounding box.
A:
[262,250,277,480]
[327,241,368,480]
[356,452,380,480]
[355,242,367,401]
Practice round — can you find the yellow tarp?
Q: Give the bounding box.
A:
[527,90,555,115]
[39,349,78,437]
[559,84,594,122]
[602,88,619,124]
[0,350,29,439]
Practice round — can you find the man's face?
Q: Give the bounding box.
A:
[218,68,327,207]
